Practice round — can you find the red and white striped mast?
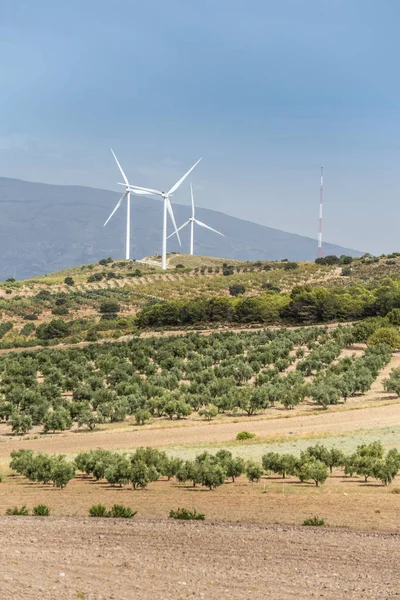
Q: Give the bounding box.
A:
[318,166,323,258]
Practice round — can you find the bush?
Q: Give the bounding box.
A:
[229,284,246,297]
[99,257,113,266]
[109,504,137,518]
[89,504,137,518]
[315,255,340,266]
[169,507,205,520]
[32,504,50,516]
[367,327,400,350]
[36,319,70,340]
[127,268,143,278]
[87,273,104,283]
[89,504,108,517]
[99,301,121,314]
[284,262,299,271]
[6,505,29,516]
[236,431,256,441]
[64,277,74,286]
[303,515,325,526]
[51,306,69,316]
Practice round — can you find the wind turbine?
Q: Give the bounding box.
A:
[168,183,224,255]
[125,158,202,269]
[104,149,149,260]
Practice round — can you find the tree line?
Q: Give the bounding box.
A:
[9,441,400,490]
[136,278,400,328]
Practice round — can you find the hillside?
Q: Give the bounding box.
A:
[0,176,362,280]
[0,251,399,350]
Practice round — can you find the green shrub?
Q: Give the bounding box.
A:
[108,504,137,518]
[303,515,325,526]
[169,507,205,520]
[368,327,400,350]
[0,322,13,339]
[89,504,136,518]
[6,505,29,516]
[36,319,70,340]
[32,504,50,516]
[89,504,108,517]
[52,306,69,316]
[236,431,256,440]
[229,284,246,297]
[284,262,299,271]
[99,301,120,314]
[99,257,113,266]
[87,273,104,283]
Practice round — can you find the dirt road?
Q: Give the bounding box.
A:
[0,518,398,600]
[1,401,398,459]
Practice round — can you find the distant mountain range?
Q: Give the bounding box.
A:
[0,177,362,280]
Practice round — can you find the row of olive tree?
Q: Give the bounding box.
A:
[10,442,399,491]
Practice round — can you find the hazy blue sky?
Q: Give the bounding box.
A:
[1,0,399,253]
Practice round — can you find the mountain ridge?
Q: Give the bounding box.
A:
[0,176,362,280]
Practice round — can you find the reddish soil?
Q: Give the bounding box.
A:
[1,518,399,600]
[1,471,399,532]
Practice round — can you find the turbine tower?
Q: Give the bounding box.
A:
[318,166,324,259]
[168,183,224,255]
[104,149,149,260]
[125,158,202,269]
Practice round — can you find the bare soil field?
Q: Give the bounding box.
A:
[1,518,399,600]
[1,469,400,532]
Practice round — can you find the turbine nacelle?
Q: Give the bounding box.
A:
[108,153,202,269]
[167,182,224,256]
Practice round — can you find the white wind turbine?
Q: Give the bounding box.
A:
[104,149,149,260]
[125,158,202,269]
[168,182,224,255]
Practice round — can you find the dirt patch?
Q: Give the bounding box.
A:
[1,470,399,532]
[0,518,398,600]
[1,402,398,460]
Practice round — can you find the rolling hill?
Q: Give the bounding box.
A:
[0,176,362,280]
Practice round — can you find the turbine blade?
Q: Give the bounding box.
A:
[111,149,129,186]
[168,158,202,195]
[130,188,158,196]
[166,197,181,246]
[190,182,195,218]
[103,192,127,227]
[195,219,224,236]
[166,220,190,239]
[126,184,163,196]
